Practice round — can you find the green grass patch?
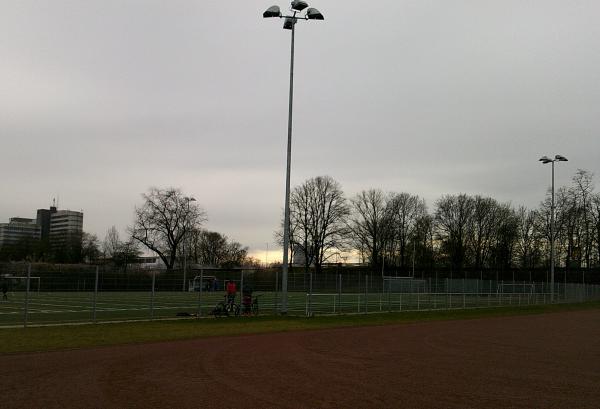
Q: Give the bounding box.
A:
[1,301,599,355]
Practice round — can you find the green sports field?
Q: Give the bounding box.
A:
[0,289,558,327]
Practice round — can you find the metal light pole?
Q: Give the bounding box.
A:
[264,1,324,314]
[539,155,568,302]
[182,196,196,292]
[266,242,269,268]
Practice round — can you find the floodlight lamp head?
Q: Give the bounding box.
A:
[283,17,295,30]
[555,155,568,161]
[306,7,324,20]
[539,156,551,163]
[291,0,309,11]
[263,5,282,18]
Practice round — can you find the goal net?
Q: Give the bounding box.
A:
[383,277,428,293]
[496,283,535,294]
[0,275,41,293]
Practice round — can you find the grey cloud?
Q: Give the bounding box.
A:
[1,0,599,256]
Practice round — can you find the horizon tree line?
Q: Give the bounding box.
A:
[277,170,600,280]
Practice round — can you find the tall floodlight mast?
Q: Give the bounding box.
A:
[539,154,568,302]
[263,1,324,314]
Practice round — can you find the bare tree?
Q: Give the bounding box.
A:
[81,232,100,263]
[193,230,249,267]
[491,203,519,273]
[350,189,388,273]
[103,226,121,259]
[385,192,426,270]
[289,179,315,271]
[467,196,499,272]
[535,186,570,271]
[434,194,474,275]
[285,176,349,274]
[571,169,594,269]
[591,193,600,266]
[515,206,538,269]
[130,187,206,270]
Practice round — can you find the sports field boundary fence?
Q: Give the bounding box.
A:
[1,264,600,328]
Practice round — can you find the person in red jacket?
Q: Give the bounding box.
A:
[226,280,237,305]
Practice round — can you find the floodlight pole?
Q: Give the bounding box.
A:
[264,2,324,314]
[550,160,555,303]
[281,16,296,315]
[183,196,196,292]
[540,155,567,303]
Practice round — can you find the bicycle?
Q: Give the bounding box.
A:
[242,294,261,316]
[226,296,240,316]
[212,295,240,317]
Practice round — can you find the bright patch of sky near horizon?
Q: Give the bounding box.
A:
[1,1,599,262]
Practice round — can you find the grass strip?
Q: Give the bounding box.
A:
[1,301,599,355]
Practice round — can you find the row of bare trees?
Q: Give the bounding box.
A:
[280,170,600,277]
[98,187,258,270]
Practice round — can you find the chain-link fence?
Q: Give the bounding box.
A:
[1,264,599,327]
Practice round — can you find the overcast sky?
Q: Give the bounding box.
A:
[1,0,599,262]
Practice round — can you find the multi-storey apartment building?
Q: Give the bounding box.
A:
[1,205,83,260]
[0,218,41,248]
[48,209,84,251]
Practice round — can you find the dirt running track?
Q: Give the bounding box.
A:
[1,310,600,409]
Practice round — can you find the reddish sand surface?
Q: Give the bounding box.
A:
[1,310,599,409]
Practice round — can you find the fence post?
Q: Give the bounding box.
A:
[92,266,99,323]
[150,270,156,320]
[23,263,31,328]
[387,279,391,312]
[308,272,313,317]
[379,280,382,312]
[240,270,244,302]
[338,273,342,314]
[364,274,368,314]
[275,269,279,314]
[197,269,203,317]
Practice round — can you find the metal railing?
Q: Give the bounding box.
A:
[1,265,599,327]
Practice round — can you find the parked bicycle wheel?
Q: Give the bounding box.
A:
[226,301,240,317]
[232,303,240,316]
[212,302,228,317]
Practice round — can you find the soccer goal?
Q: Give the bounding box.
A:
[305,293,339,315]
[383,276,428,293]
[496,283,535,295]
[1,276,41,293]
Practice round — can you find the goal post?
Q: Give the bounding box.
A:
[496,283,535,295]
[382,276,428,293]
[0,276,41,293]
[305,293,339,315]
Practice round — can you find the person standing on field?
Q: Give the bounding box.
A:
[226,280,237,305]
[1,281,8,301]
